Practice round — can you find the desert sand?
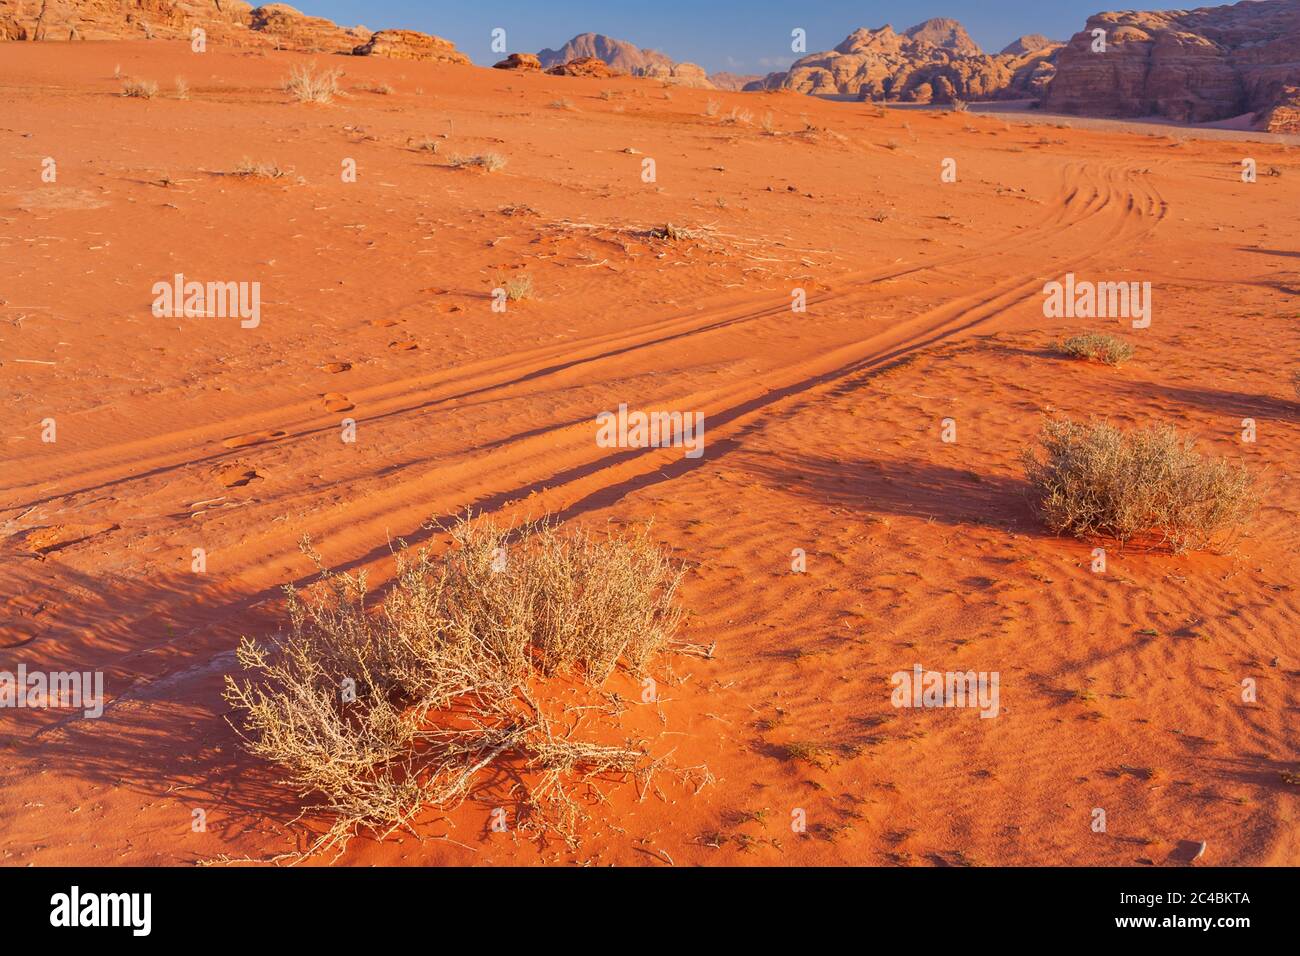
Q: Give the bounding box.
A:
[2,40,1298,866]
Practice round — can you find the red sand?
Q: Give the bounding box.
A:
[2,41,1298,866]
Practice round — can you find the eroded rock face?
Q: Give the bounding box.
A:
[545,55,616,78]
[1262,85,1300,132]
[636,61,715,88]
[0,1,466,62]
[708,71,761,91]
[1045,0,1300,125]
[351,29,469,63]
[538,33,670,73]
[747,19,1061,104]
[493,52,541,71]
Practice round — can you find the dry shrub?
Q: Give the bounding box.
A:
[549,98,576,110]
[1023,418,1259,552]
[1057,333,1135,366]
[174,76,190,100]
[449,152,507,172]
[283,62,342,104]
[495,272,534,301]
[223,515,686,860]
[651,222,699,242]
[121,78,158,99]
[1291,368,1300,398]
[232,158,285,180]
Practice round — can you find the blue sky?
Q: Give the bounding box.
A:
[307,1,1179,73]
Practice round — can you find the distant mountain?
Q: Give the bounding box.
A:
[537,32,715,88]
[537,32,673,73]
[1000,34,1055,56]
[745,18,1061,104]
[709,71,762,91]
[904,17,981,56]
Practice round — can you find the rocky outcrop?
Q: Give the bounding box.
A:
[351,29,469,63]
[0,1,467,62]
[493,52,541,71]
[1261,84,1300,132]
[538,33,670,73]
[747,19,1061,103]
[708,71,761,91]
[250,3,365,53]
[545,56,616,78]
[1001,34,1054,56]
[636,61,715,88]
[1045,0,1300,126]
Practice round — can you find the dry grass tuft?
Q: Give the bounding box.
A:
[232,158,285,180]
[449,152,507,172]
[121,78,159,99]
[223,514,687,860]
[1057,333,1135,366]
[651,222,699,242]
[174,76,189,100]
[495,272,534,301]
[1024,418,1259,553]
[283,62,343,104]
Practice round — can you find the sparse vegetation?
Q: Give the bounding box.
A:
[719,107,753,126]
[1024,418,1259,552]
[704,98,720,117]
[651,222,699,242]
[411,138,440,154]
[121,78,159,99]
[283,62,343,104]
[1057,333,1135,366]
[223,514,688,860]
[495,272,534,301]
[549,97,576,110]
[232,158,285,180]
[174,76,189,100]
[950,98,970,112]
[449,152,507,172]
[359,81,394,95]
[760,112,776,134]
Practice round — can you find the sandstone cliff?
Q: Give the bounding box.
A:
[745,18,1061,104]
[1044,0,1300,129]
[0,0,465,62]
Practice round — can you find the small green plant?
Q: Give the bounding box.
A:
[1058,333,1135,366]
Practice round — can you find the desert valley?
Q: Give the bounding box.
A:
[1,0,1299,874]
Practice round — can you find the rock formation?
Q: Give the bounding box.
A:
[708,71,762,91]
[545,56,617,79]
[537,33,671,73]
[1044,0,1300,127]
[351,29,469,63]
[493,52,541,71]
[745,18,1061,104]
[0,1,466,62]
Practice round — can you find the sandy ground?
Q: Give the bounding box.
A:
[1,40,1298,867]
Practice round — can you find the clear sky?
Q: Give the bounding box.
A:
[304,0,1182,74]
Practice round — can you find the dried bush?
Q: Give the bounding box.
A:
[1057,333,1135,366]
[223,515,686,860]
[1023,418,1259,552]
[232,158,285,180]
[448,152,507,172]
[121,78,159,99]
[495,272,534,301]
[283,62,342,104]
